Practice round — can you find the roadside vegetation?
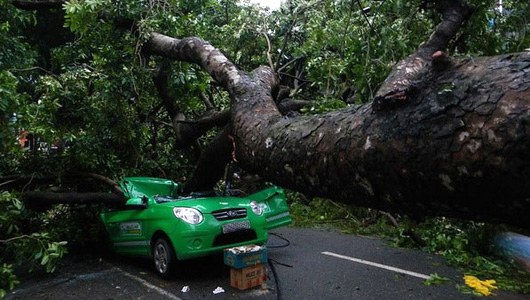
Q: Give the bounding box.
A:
[287,191,530,296]
[0,192,68,297]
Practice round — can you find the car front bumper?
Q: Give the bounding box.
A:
[167,215,269,260]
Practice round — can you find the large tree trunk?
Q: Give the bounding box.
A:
[231,53,530,227]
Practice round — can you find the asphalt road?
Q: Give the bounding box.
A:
[6,227,530,300]
[268,227,528,300]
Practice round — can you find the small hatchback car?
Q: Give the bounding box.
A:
[100,177,291,277]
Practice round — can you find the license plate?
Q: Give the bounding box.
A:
[222,220,251,234]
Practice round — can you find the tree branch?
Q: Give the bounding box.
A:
[176,110,230,126]
[11,0,63,10]
[0,235,41,244]
[356,0,378,37]
[278,72,312,83]
[153,60,179,120]
[66,172,124,195]
[199,91,215,110]
[277,57,299,74]
[152,60,225,148]
[8,66,59,79]
[147,33,245,94]
[382,212,426,247]
[1,173,124,195]
[277,99,313,112]
[274,0,325,72]
[169,98,312,150]
[23,192,127,209]
[184,127,232,193]
[374,0,473,110]
[416,0,474,59]
[262,32,275,72]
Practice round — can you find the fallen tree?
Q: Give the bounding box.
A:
[9,0,530,227]
[144,1,530,227]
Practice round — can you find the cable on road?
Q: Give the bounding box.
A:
[268,258,293,268]
[267,232,292,300]
[268,258,283,300]
[268,232,291,248]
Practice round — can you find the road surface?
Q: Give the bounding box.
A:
[6,227,529,299]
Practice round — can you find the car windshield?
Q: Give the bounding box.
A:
[154,191,219,203]
[153,195,179,203]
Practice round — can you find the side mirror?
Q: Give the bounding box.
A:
[125,197,148,209]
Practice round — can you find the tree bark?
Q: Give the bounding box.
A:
[230,53,530,227]
[23,192,126,210]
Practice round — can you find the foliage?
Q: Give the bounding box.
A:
[0,265,18,298]
[0,71,20,153]
[458,0,530,56]
[423,273,450,286]
[0,0,36,70]
[388,218,530,294]
[269,0,530,108]
[0,0,36,157]
[286,190,395,234]
[282,0,433,102]
[0,192,68,297]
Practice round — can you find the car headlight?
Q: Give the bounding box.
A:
[250,201,262,216]
[173,207,203,224]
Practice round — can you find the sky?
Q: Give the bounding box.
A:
[249,0,282,10]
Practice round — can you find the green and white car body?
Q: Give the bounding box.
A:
[100,177,291,276]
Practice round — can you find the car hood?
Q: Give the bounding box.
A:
[156,196,251,214]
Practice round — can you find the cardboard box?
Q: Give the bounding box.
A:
[230,264,265,290]
[224,244,267,269]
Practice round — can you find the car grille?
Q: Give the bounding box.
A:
[212,229,258,247]
[222,220,251,234]
[212,208,247,221]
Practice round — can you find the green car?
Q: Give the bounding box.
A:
[100,177,291,277]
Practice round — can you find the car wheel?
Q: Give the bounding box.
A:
[153,237,176,278]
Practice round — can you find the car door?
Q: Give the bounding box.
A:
[246,186,292,230]
[100,201,151,256]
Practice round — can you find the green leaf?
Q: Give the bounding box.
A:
[423,273,450,286]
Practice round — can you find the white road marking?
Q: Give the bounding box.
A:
[113,267,183,300]
[321,251,433,280]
